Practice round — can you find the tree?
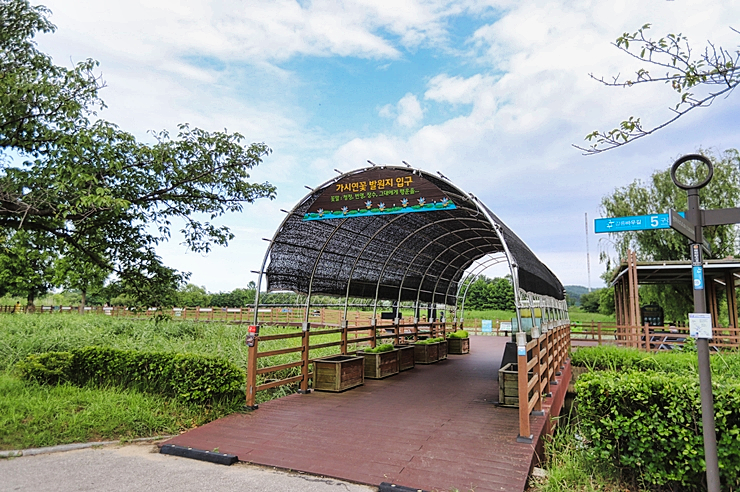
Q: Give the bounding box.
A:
[577,24,739,154]
[600,149,740,263]
[0,230,56,309]
[176,283,210,307]
[580,290,601,313]
[0,0,276,305]
[600,149,740,320]
[54,238,111,312]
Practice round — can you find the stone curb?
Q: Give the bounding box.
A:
[0,435,173,459]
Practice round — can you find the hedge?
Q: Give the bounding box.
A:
[16,346,244,405]
[570,345,740,376]
[576,370,740,490]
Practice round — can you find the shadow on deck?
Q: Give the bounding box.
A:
[162,336,570,492]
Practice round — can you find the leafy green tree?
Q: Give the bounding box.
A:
[54,240,110,312]
[0,0,276,305]
[580,290,601,313]
[0,230,56,309]
[598,286,615,316]
[578,24,740,154]
[176,283,210,307]
[210,288,256,307]
[600,149,740,321]
[600,149,740,264]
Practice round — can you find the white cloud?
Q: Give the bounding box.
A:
[378,93,425,127]
[397,94,425,127]
[33,0,740,290]
[425,74,493,105]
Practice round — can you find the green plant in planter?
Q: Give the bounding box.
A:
[363,343,395,353]
[448,330,469,339]
[416,337,444,344]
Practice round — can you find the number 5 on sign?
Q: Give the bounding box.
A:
[650,215,659,227]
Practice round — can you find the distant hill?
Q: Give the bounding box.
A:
[564,285,590,305]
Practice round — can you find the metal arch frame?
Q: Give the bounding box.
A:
[409,225,499,305]
[302,216,352,323]
[255,165,565,334]
[413,232,495,318]
[337,198,485,319]
[338,205,482,318]
[251,167,375,325]
[341,212,413,319]
[467,195,527,333]
[369,216,495,320]
[428,233,502,309]
[455,255,510,322]
[438,250,509,316]
[402,228,496,320]
[394,225,498,318]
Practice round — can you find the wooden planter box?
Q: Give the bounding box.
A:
[414,342,440,364]
[394,345,415,371]
[438,340,448,360]
[358,349,400,379]
[447,337,470,354]
[313,355,364,392]
[498,362,532,407]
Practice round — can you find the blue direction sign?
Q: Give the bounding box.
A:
[595,213,672,233]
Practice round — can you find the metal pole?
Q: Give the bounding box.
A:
[673,154,720,492]
[687,187,721,492]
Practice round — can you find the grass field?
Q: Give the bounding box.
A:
[0,314,345,450]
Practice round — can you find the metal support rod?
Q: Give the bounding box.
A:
[688,187,721,492]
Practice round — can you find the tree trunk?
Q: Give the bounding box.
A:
[79,289,87,314]
[26,291,36,313]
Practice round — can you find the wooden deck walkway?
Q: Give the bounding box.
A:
[162,336,571,492]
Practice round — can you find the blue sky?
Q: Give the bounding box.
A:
[37,0,740,292]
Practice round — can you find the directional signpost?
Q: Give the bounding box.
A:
[594,213,671,233]
[595,154,740,492]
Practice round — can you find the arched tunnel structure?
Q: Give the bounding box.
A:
[253,165,567,326]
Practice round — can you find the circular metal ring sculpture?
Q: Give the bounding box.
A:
[671,154,713,190]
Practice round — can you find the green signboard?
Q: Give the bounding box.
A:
[303,168,456,221]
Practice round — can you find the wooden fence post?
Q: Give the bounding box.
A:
[516,332,532,442]
[644,323,650,352]
[246,336,259,409]
[597,322,602,346]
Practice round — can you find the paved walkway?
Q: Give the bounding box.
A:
[163,337,570,492]
[0,442,373,492]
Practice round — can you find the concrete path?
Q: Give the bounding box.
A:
[0,442,374,492]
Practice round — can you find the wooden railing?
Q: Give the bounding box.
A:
[569,321,618,344]
[614,325,740,351]
[517,321,571,442]
[246,320,454,407]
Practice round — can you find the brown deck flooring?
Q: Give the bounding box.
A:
[162,336,570,492]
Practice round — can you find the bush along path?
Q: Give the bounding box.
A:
[1,348,245,451]
[569,346,740,491]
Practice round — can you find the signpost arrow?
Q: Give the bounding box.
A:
[669,209,696,242]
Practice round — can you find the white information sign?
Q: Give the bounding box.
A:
[689,313,713,339]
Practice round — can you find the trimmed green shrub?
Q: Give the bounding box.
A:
[16,346,243,404]
[571,345,740,376]
[363,343,395,353]
[15,351,75,385]
[576,370,740,490]
[448,330,469,339]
